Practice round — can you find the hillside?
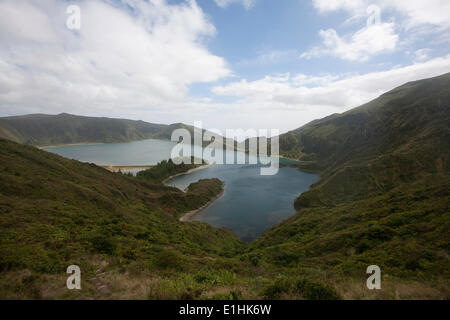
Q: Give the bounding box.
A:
[246,73,450,298]
[0,113,205,147]
[0,138,246,299]
[280,72,450,205]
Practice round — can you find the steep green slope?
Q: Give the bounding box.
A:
[280,72,450,205]
[247,74,450,297]
[281,73,450,164]
[0,138,246,299]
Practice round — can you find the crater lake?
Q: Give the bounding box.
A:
[44,139,319,241]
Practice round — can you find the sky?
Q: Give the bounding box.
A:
[0,0,449,133]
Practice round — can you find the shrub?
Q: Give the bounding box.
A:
[294,278,340,300]
[212,290,242,300]
[270,250,301,267]
[247,253,261,266]
[194,269,236,286]
[89,234,116,255]
[263,277,340,300]
[153,250,183,271]
[263,277,291,300]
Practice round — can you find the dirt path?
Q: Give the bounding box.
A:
[90,264,110,298]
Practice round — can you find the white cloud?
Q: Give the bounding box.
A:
[236,50,299,67]
[214,0,255,10]
[212,55,450,130]
[309,0,450,63]
[414,48,432,62]
[0,1,58,44]
[312,0,450,29]
[301,23,399,62]
[383,0,450,29]
[0,0,230,118]
[312,0,366,14]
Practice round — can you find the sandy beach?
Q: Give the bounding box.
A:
[100,165,154,173]
[162,163,213,186]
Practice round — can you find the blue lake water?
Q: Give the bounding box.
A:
[166,164,318,241]
[44,139,319,241]
[44,139,178,165]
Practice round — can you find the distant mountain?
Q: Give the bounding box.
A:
[0,113,202,147]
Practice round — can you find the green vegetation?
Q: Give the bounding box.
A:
[136,158,202,184]
[0,73,449,299]
[0,139,244,299]
[263,277,340,300]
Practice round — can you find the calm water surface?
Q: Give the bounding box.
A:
[44,139,177,165]
[45,140,319,241]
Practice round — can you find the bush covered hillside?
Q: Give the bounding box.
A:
[0,139,244,299]
[248,73,450,298]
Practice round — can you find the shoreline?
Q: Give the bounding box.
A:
[179,187,225,222]
[279,155,302,162]
[99,165,154,172]
[37,142,103,149]
[162,164,213,186]
[37,138,165,149]
[159,162,220,222]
